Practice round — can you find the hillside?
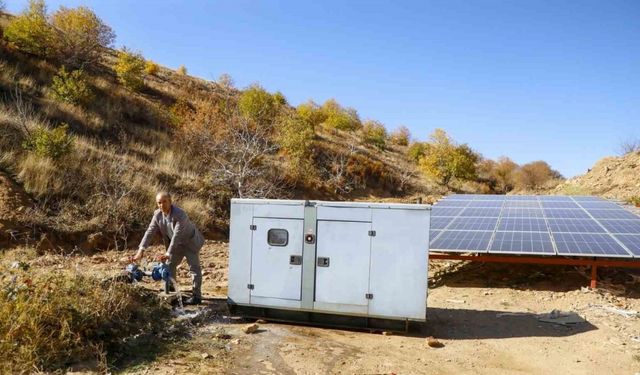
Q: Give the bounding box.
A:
[554,151,640,201]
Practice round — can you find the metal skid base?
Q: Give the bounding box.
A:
[229,303,418,333]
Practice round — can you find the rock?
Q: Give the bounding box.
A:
[231,339,240,345]
[256,319,267,324]
[426,336,444,348]
[382,331,393,336]
[214,332,232,340]
[242,323,259,334]
[201,352,211,359]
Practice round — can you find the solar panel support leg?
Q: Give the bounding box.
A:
[590,264,598,289]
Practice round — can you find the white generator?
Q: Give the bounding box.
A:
[227,199,430,331]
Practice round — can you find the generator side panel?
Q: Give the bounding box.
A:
[368,208,430,320]
[228,202,254,305]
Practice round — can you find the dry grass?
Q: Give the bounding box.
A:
[0,253,172,373]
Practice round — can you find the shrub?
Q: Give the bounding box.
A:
[390,126,410,146]
[50,66,93,105]
[0,264,170,372]
[114,48,145,91]
[49,5,115,68]
[627,196,640,207]
[361,120,387,150]
[276,111,315,177]
[217,73,235,89]
[514,161,563,190]
[144,60,159,75]
[407,142,427,163]
[3,0,54,57]
[239,84,278,127]
[296,100,326,130]
[177,64,187,75]
[22,123,74,160]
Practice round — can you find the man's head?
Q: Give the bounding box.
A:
[156,192,172,215]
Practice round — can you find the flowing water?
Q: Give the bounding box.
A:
[169,277,184,312]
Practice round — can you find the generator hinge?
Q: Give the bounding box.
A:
[249,225,257,231]
[247,284,254,290]
[365,293,373,300]
[368,230,376,237]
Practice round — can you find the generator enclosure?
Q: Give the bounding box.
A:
[227,199,431,327]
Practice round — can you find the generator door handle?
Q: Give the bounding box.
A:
[289,255,302,265]
[317,257,330,267]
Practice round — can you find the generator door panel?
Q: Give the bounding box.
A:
[315,220,371,307]
[250,218,304,301]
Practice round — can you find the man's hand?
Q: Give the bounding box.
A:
[155,254,169,262]
[132,248,144,263]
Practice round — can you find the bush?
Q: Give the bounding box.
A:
[114,48,145,91]
[514,161,562,190]
[144,60,159,75]
[3,0,54,57]
[407,142,427,163]
[419,129,479,187]
[276,111,315,177]
[49,5,115,67]
[390,126,410,146]
[296,100,326,130]
[22,123,74,160]
[177,65,187,75]
[0,264,170,372]
[239,84,278,127]
[50,66,93,105]
[320,99,361,131]
[627,196,640,207]
[361,120,387,149]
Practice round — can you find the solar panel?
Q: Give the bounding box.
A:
[597,220,640,234]
[543,209,591,219]
[501,208,544,218]
[430,194,640,258]
[459,208,501,217]
[540,201,580,209]
[578,201,622,210]
[489,232,555,255]
[430,230,492,252]
[498,218,547,232]
[431,207,464,217]
[504,201,540,208]
[587,209,639,220]
[547,218,606,233]
[612,235,640,256]
[553,233,631,257]
[448,217,498,231]
[467,200,504,208]
[431,217,455,230]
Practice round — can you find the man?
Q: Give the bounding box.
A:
[133,192,205,305]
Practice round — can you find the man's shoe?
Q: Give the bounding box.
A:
[184,296,202,305]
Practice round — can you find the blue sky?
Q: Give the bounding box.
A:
[7,0,639,177]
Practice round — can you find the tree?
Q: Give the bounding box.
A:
[49,6,115,68]
[407,142,427,163]
[114,48,145,91]
[296,100,326,130]
[217,73,235,89]
[177,65,187,75]
[419,129,479,187]
[275,110,315,178]
[493,156,519,192]
[3,0,53,57]
[144,60,159,75]
[390,126,411,146]
[238,84,278,127]
[515,161,562,190]
[361,120,387,150]
[320,99,361,131]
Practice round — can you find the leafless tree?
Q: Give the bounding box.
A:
[324,139,358,195]
[618,138,640,156]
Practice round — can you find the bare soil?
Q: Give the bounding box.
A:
[9,241,638,374]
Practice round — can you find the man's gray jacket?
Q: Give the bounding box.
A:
[139,205,204,255]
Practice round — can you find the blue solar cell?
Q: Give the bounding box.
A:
[505,195,539,201]
[612,234,640,256]
[459,207,501,217]
[547,219,606,233]
[504,201,540,208]
[553,233,632,257]
[473,195,505,201]
[431,207,464,217]
[444,195,476,200]
[501,208,544,218]
[431,217,455,230]
[489,232,555,254]
[577,202,621,210]
[587,209,639,220]
[435,200,470,207]
[572,196,606,202]
[467,200,504,208]
[430,231,492,252]
[597,220,640,234]
[538,196,574,201]
[543,209,591,219]
[541,201,580,209]
[497,218,547,232]
[448,217,498,231]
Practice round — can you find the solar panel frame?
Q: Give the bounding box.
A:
[597,219,640,234]
[430,230,493,252]
[540,201,581,209]
[587,209,639,220]
[546,218,607,233]
[612,234,640,257]
[572,196,606,202]
[552,232,632,258]
[537,196,575,202]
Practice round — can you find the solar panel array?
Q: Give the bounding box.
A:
[430,195,640,258]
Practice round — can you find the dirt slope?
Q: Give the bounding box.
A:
[555,151,640,200]
[0,171,33,247]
